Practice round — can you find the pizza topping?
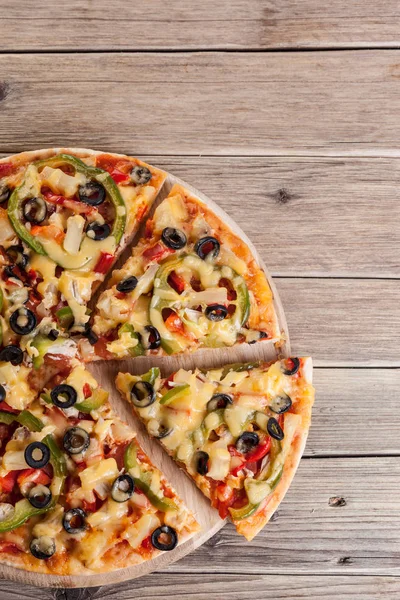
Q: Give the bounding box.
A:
[6,245,29,269]
[194,236,220,260]
[63,427,90,455]
[24,442,51,469]
[151,525,178,552]
[30,535,56,560]
[116,276,139,294]
[9,307,37,336]
[47,329,59,341]
[50,384,77,409]
[267,417,284,441]
[152,422,172,439]
[83,326,99,346]
[0,345,24,365]
[142,325,161,350]
[204,304,228,322]
[161,227,187,250]
[130,165,152,185]
[0,184,11,204]
[27,484,52,509]
[63,507,87,534]
[111,474,135,502]
[235,432,259,454]
[78,181,106,206]
[282,357,300,376]
[130,381,156,408]
[0,385,6,403]
[22,197,47,224]
[194,450,209,475]
[269,394,292,414]
[86,222,111,241]
[207,394,233,412]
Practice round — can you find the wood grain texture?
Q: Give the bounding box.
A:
[0,0,400,51]
[2,52,400,156]
[145,156,400,278]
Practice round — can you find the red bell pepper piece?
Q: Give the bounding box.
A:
[0,471,18,493]
[109,169,131,185]
[94,252,114,274]
[83,383,92,399]
[167,271,186,294]
[0,402,18,414]
[42,189,95,215]
[142,242,174,262]
[17,468,51,489]
[164,312,186,336]
[245,437,271,462]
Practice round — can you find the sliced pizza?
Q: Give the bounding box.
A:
[0,362,199,574]
[85,183,281,361]
[116,357,314,540]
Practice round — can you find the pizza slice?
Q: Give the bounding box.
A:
[116,357,314,540]
[0,362,199,574]
[0,150,166,358]
[85,183,281,360]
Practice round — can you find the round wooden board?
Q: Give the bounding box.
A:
[0,150,290,588]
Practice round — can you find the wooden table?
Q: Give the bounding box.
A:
[1,2,399,598]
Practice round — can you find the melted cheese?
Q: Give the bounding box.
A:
[79,457,119,491]
[58,271,97,328]
[0,363,36,410]
[66,365,98,403]
[122,513,160,549]
[40,166,86,197]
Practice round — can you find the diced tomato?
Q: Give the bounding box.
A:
[164,311,186,336]
[109,169,131,184]
[141,535,152,551]
[0,402,18,414]
[31,224,65,244]
[83,383,92,399]
[0,163,14,177]
[0,541,23,554]
[245,437,271,463]
[215,483,237,519]
[42,188,95,215]
[17,468,51,489]
[167,271,186,294]
[0,471,18,493]
[94,252,114,274]
[82,498,97,513]
[142,242,174,262]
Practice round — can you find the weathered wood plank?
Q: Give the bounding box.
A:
[95,574,400,600]
[163,457,400,575]
[147,156,400,278]
[1,52,400,156]
[279,278,400,366]
[306,369,400,456]
[0,1,399,51]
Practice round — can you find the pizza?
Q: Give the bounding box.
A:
[0,361,199,574]
[83,183,281,361]
[0,149,166,388]
[116,357,314,540]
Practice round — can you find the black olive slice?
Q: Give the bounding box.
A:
[0,385,6,403]
[30,536,56,560]
[111,474,135,502]
[194,451,209,475]
[236,432,259,454]
[130,381,156,408]
[63,508,87,534]
[47,329,59,341]
[63,427,90,455]
[151,525,178,552]
[24,442,50,469]
[248,331,269,345]
[116,276,138,293]
[3,265,22,281]
[23,197,47,224]
[6,245,28,269]
[28,484,52,509]
[267,417,284,441]
[50,384,77,409]
[142,325,161,350]
[84,325,99,346]
[205,304,228,322]
[194,236,220,260]
[161,227,187,250]
[86,222,111,241]
[78,181,105,206]
[9,307,37,336]
[206,393,232,412]
[0,184,11,204]
[154,423,172,439]
[0,345,23,365]
[282,357,300,376]
[269,394,292,414]
[130,165,152,185]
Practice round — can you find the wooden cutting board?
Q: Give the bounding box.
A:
[0,153,290,588]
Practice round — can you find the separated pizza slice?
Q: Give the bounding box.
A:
[0,362,199,574]
[85,183,281,361]
[116,356,314,540]
[0,149,166,346]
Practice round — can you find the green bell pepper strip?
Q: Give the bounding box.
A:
[40,392,52,405]
[159,384,190,406]
[124,441,177,512]
[75,387,108,413]
[8,153,126,260]
[220,361,260,380]
[56,306,74,330]
[141,367,160,386]
[0,434,66,532]
[118,324,145,357]
[0,410,44,431]
[149,254,250,353]
[229,440,284,521]
[31,334,59,370]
